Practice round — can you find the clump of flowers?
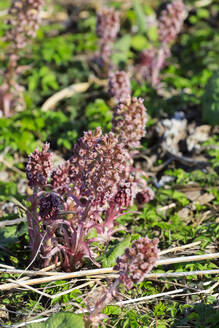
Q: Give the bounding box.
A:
[112,97,148,149]
[114,237,159,289]
[69,128,130,207]
[135,187,155,208]
[94,7,120,75]
[26,94,153,271]
[26,127,143,270]
[5,0,44,49]
[26,143,53,189]
[158,0,186,44]
[108,71,131,103]
[136,0,186,87]
[86,237,159,327]
[0,0,44,116]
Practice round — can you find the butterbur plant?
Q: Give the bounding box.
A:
[94,7,120,76]
[86,237,159,327]
[136,0,186,87]
[0,0,44,117]
[108,71,131,103]
[26,94,154,271]
[112,97,148,150]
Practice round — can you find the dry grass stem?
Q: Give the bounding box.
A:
[159,241,201,255]
[41,82,90,111]
[0,241,203,276]
[3,317,48,328]
[0,218,27,228]
[6,279,93,300]
[115,283,218,306]
[1,253,219,291]
[41,77,107,111]
[157,203,176,212]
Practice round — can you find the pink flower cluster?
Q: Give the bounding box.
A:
[39,192,62,221]
[26,116,153,270]
[108,71,131,102]
[94,7,120,74]
[51,161,71,194]
[136,0,186,87]
[87,236,159,326]
[158,0,186,44]
[69,128,130,208]
[5,0,44,49]
[136,187,155,208]
[112,97,148,149]
[114,237,159,290]
[26,143,53,188]
[96,8,120,41]
[1,0,44,117]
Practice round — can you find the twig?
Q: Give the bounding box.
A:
[19,232,47,277]
[0,151,25,176]
[7,279,52,298]
[0,317,48,328]
[141,269,219,279]
[41,82,90,111]
[0,268,59,276]
[41,77,107,111]
[49,281,94,299]
[39,262,61,272]
[115,282,217,306]
[7,279,93,300]
[157,203,176,213]
[0,217,27,228]
[1,253,219,291]
[165,148,209,167]
[76,286,210,314]
[157,252,219,266]
[0,264,15,269]
[0,241,201,276]
[116,288,185,306]
[159,241,201,255]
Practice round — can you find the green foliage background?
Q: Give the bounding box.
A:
[0,0,218,327]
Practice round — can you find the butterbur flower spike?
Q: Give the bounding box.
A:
[87,237,159,326]
[5,0,44,50]
[158,0,186,44]
[69,127,130,209]
[26,98,154,271]
[135,0,186,87]
[135,187,155,208]
[51,161,71,194]
[96,8,120,41]
[94,7,120,75]
[108,71,131,102]
[112,97,147,149]
[39,192,62,221]
[1,0,44,117]
[26,143,53,188]
[114,237,159,290]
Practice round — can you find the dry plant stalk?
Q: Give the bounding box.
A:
[1,252,218,291]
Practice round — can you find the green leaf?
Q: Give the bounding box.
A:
[0,223,27,250]
[27,312,84,328]
[104,305,121,315]
[112,35,132,65]
[132,0,147,33]
[202,69,219,125]
[101,236,131,268]
[131,35,148,51]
